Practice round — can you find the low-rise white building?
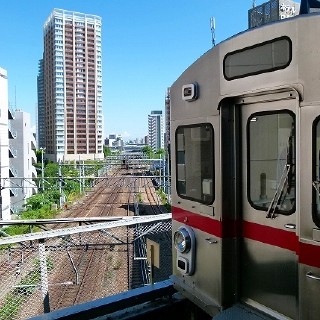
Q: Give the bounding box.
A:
[0,67,38,218]
[9,110,37,214]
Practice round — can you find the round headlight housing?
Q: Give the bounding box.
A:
[174,227,191,253]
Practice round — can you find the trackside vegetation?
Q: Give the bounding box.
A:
[4,149,171,236]
[4,159,105,236]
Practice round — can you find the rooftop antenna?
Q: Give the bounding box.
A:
[210,17,216,47]
[252,0,256,8]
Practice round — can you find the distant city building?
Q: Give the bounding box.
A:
[0,67,11,219]
[164,88,170,151]
[105,134,124,151]
[39,8,103,162]
[148,110,164,151]
[123,143,147,154]
[126,138,144,145]
[9,110,37,214]
[248,0,300,29]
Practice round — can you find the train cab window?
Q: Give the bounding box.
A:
[175,124,214,205]
[312,118,320,227]
[224,37,292,80]
[248,111,295,214]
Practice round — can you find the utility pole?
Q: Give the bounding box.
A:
[40,147,45,192]
[210,17,216,47]
[0,135,2,216]
[39,239,50,313]
[0,170,2,219]
[163,154,166,193]
[58,160,63,207]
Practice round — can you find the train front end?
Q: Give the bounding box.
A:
[169,44,233,317]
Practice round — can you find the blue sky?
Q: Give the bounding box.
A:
[0,0,280,141]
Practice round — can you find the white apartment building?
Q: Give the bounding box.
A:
[148,110,164,152]
[9,110,37,214]
[0,67,11,219]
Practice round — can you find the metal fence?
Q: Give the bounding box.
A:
[0,215,172,320]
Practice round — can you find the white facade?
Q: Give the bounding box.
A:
[148,110,164,151]
[9,110,37,214]
[106,133,124,149]
[0,67,11,219]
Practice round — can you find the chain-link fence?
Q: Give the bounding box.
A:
[0,217,172,320]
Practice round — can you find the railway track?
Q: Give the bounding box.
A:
[0,164,170,319]
[41,165,166,312]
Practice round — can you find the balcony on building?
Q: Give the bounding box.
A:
[8,146,17,158]
[9,188,18,198]
[8,125,17,139]
[8,107,15,120]
[31,139,36,151]
[31,150,37,166]
[9,166,18,179]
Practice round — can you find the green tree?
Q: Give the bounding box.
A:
[142,145,153,158]
[155,148,165,158]
[35,149,43,163]
[25,189,61,211]
[25,193,47,210]
[103,146,112,157]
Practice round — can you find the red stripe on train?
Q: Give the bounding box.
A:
[172,206,320,268]
[242,220,298,252]
[172,206,223,237]
[298,242,320,268]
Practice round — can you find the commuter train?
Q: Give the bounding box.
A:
[170,4,320,320]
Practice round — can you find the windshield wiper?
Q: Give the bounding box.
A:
[266,129,295,219]
[266,164,291,219]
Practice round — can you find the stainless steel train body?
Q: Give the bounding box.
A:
[170,13,320,320]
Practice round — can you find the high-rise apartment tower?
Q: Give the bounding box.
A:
[39,9,103,162]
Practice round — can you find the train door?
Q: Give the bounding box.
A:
[299,106,320,319]
[239,93,298,319]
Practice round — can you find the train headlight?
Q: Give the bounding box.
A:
[174,226,196,275]
[174,227,192,253]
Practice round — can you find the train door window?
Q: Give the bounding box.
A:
[175,124,214,204]
[248,111,295,214]
[312,117,320,227]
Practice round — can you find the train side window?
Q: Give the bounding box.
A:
[175,124,214,205]
[248,111,295,215]
[312,117,320,227]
